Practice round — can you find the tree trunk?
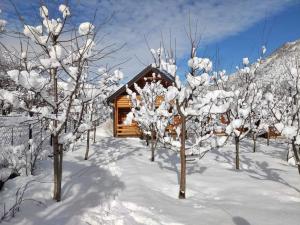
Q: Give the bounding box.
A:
[253,133,256,153]
[64,120,67,133]
[150,130,155,162]
[235,136,240,170]
[146,135,149,146]
[267,128,270,146]
[50,134,53,146]
[179,117,186,199]
[57,144,63,201]
[287,147,290,162]
[291,139,300,175]
[93,125,96,143]
[53,135,60,201]
[85,130,90,160]
[52,67,62,202]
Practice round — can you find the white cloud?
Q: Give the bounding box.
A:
[1,0,294,80]
[79,0,292,79]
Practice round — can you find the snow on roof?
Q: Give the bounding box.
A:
[106,65,174,103]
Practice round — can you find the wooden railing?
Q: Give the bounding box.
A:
[117,124,141,136]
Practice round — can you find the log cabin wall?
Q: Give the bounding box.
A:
[107,65,175,137]
[115,96,141,137]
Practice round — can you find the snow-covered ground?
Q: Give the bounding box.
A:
[1,127,300,225]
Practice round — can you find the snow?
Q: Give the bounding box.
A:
[78,123,91,133]
[0,168,11,183]
[78,22,94,35]
[188,57,212,72]
[40,58,52,69]
[10,70,47,91]
[150,48,177,76]
[114,70,124,80]
[255,39,300,86]
[186,73,208,88]
[161,62,177,77]
[49,45,63,59]
[165,86,178,102]
[262,46,267,55]
[59,4,70,18]
[96,119,114,137]
[281,126,298,139]
[68,66,78,77]
[23,25,43,40]
[42,18,63,36]
[79,38,95,58]
[0,89,19,107]
[264,92,273,102]
[39,6,48,19]
[243,57,249,65]
[124,111,134,125]
[0,125,299,225]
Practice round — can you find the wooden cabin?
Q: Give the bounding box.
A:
[107,65,174,137]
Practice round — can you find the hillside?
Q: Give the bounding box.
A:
[256,39,300,85]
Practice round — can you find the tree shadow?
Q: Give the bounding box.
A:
[156,148,180,184]
[211,146,238,170]
[2,137,143,224]
[7,158,125,225]
[186,165,207,175]
[232,216,251,225]
[241,138,288,161]
[155,147,208,184]
[211,145,300,193]
[4,137,138,224]
[73,137,141,167]
[247,160,300,193]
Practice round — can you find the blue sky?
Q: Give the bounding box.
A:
[189,2,300,74]
[1,0,300,80]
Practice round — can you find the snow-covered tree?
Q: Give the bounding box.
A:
[4,3,122,201]
[224,57,263,169]
[83,68,123,160]
[265,57,300,174]
[154,35,233,198]
[125,72,170,161]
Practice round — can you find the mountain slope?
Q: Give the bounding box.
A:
[256,39,300,85]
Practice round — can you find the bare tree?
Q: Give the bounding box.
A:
[4,2,123,201]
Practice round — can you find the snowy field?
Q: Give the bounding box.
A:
[0,128,300,225]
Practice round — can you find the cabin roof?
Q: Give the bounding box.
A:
[107,65,175,103]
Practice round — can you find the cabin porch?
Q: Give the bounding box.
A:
[113,96,141,137]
